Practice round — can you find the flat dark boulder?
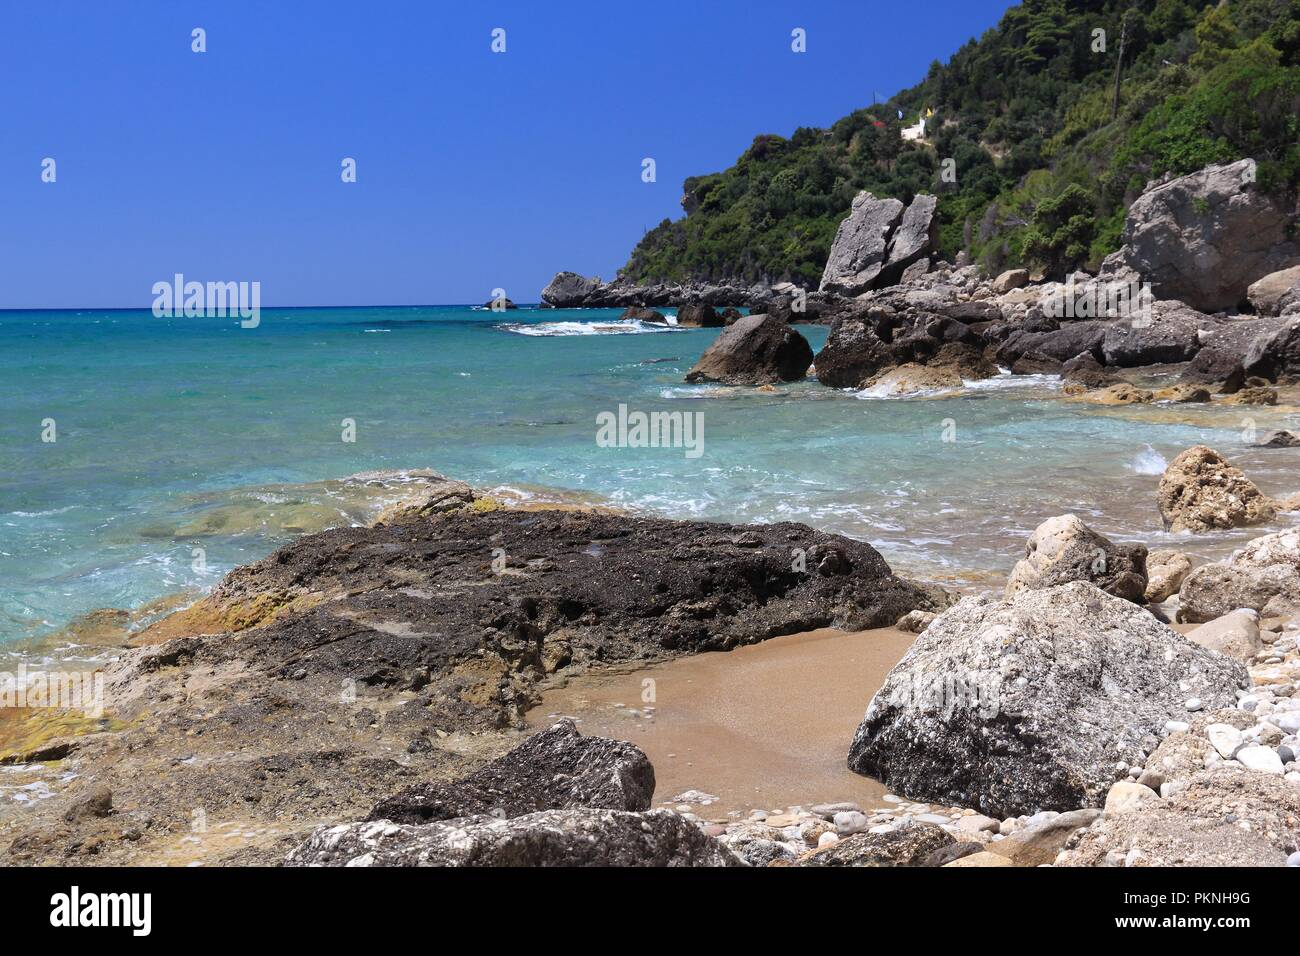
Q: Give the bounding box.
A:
[368,719,654,823]
[182,508,941,730]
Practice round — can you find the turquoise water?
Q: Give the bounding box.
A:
[3,306,1299,649]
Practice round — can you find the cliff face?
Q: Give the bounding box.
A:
[619,0,1300,286]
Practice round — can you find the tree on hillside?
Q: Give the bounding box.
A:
[1022,184,1097,276]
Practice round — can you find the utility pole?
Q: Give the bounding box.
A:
[1111,9,1131,121]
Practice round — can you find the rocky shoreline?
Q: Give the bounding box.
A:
[544,160,1300,410]
[4,156,1300,868]
[1,452,1299,867]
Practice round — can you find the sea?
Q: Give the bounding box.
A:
[3,305,1298,655]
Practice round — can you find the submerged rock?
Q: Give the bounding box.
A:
[286,808,745,867]
[684,313,814,385]
[1157,445,1276,533]
[367,719,654,824]
[1004,514,1147,604]
[848,582,1250,818]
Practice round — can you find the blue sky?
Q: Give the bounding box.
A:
[0,0,1013,308]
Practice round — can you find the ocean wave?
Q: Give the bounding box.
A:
[497,319,684,337]
[1128,444,1168,475]
[962,369,1062,391]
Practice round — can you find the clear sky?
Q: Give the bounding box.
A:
[1,0,1013,308]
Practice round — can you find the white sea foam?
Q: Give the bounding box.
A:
[498,320,683,337]
[1129,444,1168,475]
[962,369,1061,391]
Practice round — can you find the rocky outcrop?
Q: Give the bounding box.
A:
[1101,159,1300,312]
[814,314,895,388]
[1247,265,1300,317]
[1100,300,1212,367]
[1157,445,1277,533]
[879,195,939,287]
[848,582,1250,818]
[620,306,668,324]
[540,272,775,310]
[1004,515,1147,604]
[685,313,814,385]
[366,719,654,824]
[540,271,603,307]
[1178,528,1300,623]
[819,192,906,295]
[286,808,744,867]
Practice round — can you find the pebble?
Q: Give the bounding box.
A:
[817,831,839,848]
[1165,720,1190,734]
[956,814,1000,833]
[1288,851,1300,867]
[1185,698,1204,712]
[832,811,870,836]
[810,802,861,818]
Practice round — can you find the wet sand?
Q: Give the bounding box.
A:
[528,626,916,818]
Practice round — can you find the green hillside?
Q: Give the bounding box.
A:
[622,0,1300,286]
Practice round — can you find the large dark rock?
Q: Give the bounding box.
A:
[1100,300,1213,367]
[819,192,906,295]
[620,306,668,324]
[675,303,724,327]
[367,719,654,824]
[1243,317,1300,381]
[995,321,1107,366]
[1100,159,1300,312]
[286,808,745,867]
[172,507,941,731]
[814,315,896,389]
[1060,351,1114,388]
[685,313,814,385]
[540,271,602,307]
[848,582,1250,818]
